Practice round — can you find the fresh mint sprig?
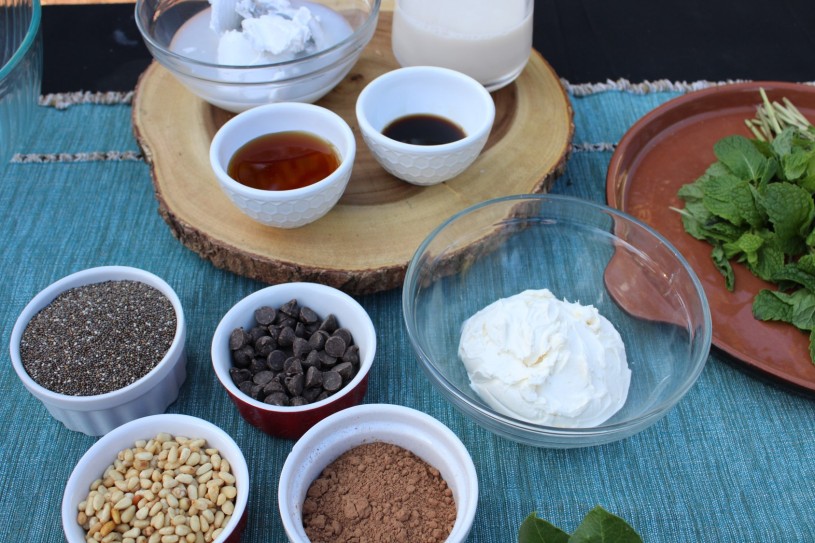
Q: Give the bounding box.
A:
[674,90,815,364]
[518,506,643,543]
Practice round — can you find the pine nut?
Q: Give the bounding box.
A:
[78,434,236,543]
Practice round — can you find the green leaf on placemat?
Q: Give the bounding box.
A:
[518,507,642,543]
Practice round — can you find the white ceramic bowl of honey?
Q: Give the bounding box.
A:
[209,102,356,228]
[355,66,495,186]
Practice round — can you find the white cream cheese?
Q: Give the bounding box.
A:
[458,289,630,428]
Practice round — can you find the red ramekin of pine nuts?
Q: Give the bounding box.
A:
[62,414,249,543]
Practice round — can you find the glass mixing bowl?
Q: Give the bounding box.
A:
[403,194,712,448]
[0,0,42,165]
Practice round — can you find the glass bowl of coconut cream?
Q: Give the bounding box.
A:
[402,194,712,448]
[135,0,380,112]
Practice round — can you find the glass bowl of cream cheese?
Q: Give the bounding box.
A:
[135,0,380,112]
[402,194,712,448]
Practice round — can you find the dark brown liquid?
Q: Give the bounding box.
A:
[227,131,340,191]
[382,114,466,146]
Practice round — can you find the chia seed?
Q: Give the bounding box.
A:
[19,280,177,396]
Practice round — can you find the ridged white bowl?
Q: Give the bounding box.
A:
[9,266,187,436]
[355,66,495,186]
[278,403,478,542]
[62,414,249,543]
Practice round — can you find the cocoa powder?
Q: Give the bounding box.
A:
[302,442,457,542]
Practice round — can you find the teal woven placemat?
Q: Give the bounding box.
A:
[1,83,814,542]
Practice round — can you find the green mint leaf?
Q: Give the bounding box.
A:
[712,245,736,291]
[746,233,785,282]
[781,149,811,181]
[569,507,643,543]
[797,254,815,275]
[754,289,815,331]
[772,263,815,293]
[762,182,814,253]
[518,513,570,543]
[790,289,815,330]
[700,173,751,226]
[723,231,764,264]
[753,289,794,322]
[809,329,815,366]
[714,134,769,182]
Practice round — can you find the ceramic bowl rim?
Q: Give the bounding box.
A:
[277,403,478,541]
[402,193,712,441]
[209,102,356,201]
[211,282,376,414]
[61,413,249,543]
[355,65,496,154]
[134,0,381,73]
[9,265,186,409]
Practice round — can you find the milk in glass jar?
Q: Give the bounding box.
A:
[391,0,533,91]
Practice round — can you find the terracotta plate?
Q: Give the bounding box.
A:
[606,81,815,393]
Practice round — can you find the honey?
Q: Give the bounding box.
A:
[227,131,340,191]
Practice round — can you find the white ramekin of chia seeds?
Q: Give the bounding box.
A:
[9,266,187,436]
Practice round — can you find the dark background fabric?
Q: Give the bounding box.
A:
[41,0,815,93]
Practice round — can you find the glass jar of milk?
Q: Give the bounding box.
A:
[391,0,533,91]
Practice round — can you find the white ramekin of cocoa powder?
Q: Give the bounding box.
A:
[278,403,478,542]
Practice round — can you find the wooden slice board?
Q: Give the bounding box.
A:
[132,11,574,295]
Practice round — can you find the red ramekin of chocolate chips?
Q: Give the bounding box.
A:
[211,282,376,439]
[9,266,187,436]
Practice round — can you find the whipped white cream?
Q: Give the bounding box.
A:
[458,289,630,428]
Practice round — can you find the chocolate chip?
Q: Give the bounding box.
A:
[319,314,339,333]
[267,349,287,372]
[264,392,290,406]
[305,366,323,389]
[322,370,342,392]
[262,379,285,395]
[229,300,361,409]
[284,357,303,376]
[333,361,354,382]
[229,367,252,386]
[308,330,328,351]
[333,328,353,347]
[238,380,254,397]
[319,351,337,367]
[342,344,360,366]
[232,346,254,369]
[249,358,267,374]
[292,336,312,359]
[253,370,275,386]
[254,306,277,326]
[254,335,276,357]
[324,335,346,358]
[249,326,268,343]
[303,387,322,402]
[295,321,308,338]
[285,373,305,396]
[229,328,250,351]
[278,326,296,348]
[303,350,321,370]
[279,299,300,318]
[299,306,319,324]
[275,313,297,329]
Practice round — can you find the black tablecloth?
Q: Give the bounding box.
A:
[42,0,815,94]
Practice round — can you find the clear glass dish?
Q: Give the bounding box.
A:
[0,0,42,165]
[403,194,712,448]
